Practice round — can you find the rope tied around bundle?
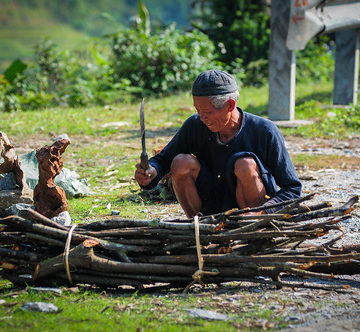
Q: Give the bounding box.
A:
[63,224,77,285]
[183,215,219,293]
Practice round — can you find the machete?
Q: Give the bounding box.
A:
[139,98,149,170]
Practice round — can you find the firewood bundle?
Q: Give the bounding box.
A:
[0,194,359,290]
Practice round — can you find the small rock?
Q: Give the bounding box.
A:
[285,315,301,322]
[0,191,33,217]
[20,302,59,313]
[54,134,71,143]
[0,172,17,190]
[185,308,230,321]
[5,203,34,218]
[111,210,120,216]
[51,211,72,226]
[27,287,63,295]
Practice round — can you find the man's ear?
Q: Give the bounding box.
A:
[227,98,236,112]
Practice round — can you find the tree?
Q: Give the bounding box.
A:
[191,0,271,66]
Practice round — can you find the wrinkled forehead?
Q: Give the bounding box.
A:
[193,96,214,109]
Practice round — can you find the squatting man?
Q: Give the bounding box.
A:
[135,69,302,217]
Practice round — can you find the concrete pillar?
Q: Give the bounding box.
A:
[333,29,359,105]
[268,0,296,121]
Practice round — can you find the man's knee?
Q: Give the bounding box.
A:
[233,157,260,179]
[171,154,199,178]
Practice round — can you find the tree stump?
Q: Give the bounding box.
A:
[33,138,70,218]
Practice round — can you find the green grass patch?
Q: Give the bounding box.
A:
[0,287,288,331]
[291,153,360,170]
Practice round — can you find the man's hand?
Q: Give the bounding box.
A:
[134,163,157,187]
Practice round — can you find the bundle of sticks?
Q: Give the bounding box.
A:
[0,193,359,290]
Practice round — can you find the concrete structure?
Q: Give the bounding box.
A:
[268,0,360,121]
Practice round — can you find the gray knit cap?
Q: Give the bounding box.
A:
[192,69,238,96]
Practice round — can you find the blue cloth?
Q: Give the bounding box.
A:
[144,109,302,213]
[194,152,278,215]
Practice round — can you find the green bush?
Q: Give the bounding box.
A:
[0,25,226,112]
[191,0,271,66]
[111,25,218,95]
[296,36,334,83]
[0,75,21,112]
[321,105,360,132]
[3,38,135,110]
[243,58,268,87]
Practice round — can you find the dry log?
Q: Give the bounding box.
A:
[0,247,43,262]
[0,194,359,290]
[79,218,218,232]
[165,229,327,243]
[27,208,69,231]
[288,196,359,222]
[278,202,332,215]
[33,241,199,281]
[131,251,360,267]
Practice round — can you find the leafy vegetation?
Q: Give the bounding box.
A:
[0,1,220,112]
[112,25,217,95]
[191,0,270,66]
[296,36,335,83]
[281,102,360,138]
[0,0,339,112]
[0,25,337,112]
[0,281,292,331]
[190,1,337,86]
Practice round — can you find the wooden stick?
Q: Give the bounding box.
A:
[33,241,199,281]
[27,208,69,231]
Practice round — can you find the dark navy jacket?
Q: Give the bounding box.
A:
[146,108,302,210]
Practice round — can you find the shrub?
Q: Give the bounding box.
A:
[0,75,21,112]
[296,36,334,83]
[111,25,219,95]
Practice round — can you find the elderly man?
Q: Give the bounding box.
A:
[135,69,302,217]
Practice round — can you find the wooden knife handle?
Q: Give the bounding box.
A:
[140,152,149,170]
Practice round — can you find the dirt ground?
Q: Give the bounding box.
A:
[6,134,360,331]
[280,136,360,331]
[143,135,360,331]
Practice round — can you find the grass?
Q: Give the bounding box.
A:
[1,80,359,330]
[292,154,360,170]
[0,282,290,331]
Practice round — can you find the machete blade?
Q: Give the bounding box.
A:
[139,98,149,170]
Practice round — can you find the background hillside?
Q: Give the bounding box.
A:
[0,0,192,70]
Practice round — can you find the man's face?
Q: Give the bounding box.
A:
[193,96,231,132]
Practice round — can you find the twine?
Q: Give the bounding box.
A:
[63,224,77,286]
[183,215,219,293]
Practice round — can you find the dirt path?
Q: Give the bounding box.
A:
[280,137,360,331]
[145,135,360,331]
